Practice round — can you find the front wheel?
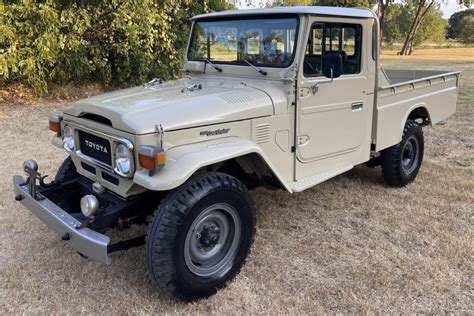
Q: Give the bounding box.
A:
[55,156,77,183]
[381,119,424,187]
[146,172,256,301]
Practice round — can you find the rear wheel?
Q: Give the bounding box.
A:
[381,120,424,187]
[146,172,256,301]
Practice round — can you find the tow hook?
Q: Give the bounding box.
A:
[21,159,52,201]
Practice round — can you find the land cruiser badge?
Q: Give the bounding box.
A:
[200,128,230,137]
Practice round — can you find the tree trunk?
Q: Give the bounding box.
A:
[399,0,435,56]
[377,0,391,44]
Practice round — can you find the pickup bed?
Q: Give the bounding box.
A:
[375,69,460,151]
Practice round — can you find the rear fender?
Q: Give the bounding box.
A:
[400,103,431,140]
[133,137,291,192]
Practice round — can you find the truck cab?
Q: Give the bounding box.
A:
[13,6,460,301]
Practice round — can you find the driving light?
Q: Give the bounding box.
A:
[138,145,166,176]
[49,114,63,134]
[63,125,75,152]
[114,143,132,177]
[80,195,99,217]
[22,159,38,172]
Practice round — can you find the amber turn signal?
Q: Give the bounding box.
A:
[138,145,166,175]
[49,114,63,134]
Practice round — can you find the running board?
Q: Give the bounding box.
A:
[289,165,353,192]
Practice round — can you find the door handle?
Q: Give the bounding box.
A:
[351,102,363,110]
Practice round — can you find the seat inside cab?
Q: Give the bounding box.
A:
[304,23,362,77]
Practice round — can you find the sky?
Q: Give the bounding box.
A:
[231,0,471,18]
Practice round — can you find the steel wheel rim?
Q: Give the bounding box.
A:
[184,203,241,277]
[402,135,419,174]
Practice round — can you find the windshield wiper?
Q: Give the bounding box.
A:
[242,59,267,76]
[198,58,223,72]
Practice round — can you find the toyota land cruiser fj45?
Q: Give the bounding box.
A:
[13,6,460,301]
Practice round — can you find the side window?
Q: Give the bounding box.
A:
[303,24,323,76]
[312,27,323,54]
[304,23,362,77]
[342,28,356,56]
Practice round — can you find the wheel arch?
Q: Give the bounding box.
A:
[204,153,287,191]
[407,105,431,127]
[133,138,291,192]
[399,103,431,141]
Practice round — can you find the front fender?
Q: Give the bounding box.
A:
[133,137,291,192]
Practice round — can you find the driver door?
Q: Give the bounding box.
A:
[296,20,370,179]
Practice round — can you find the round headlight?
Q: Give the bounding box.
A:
[114,143,132,176]
[63,125,75,151]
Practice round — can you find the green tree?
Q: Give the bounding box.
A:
[382,4,404,44]
[376,0,395,43]
[413,4,446,45]
[447,9,474,39]
[268,0,314,6]
[382,2,446,47]
[315,0,376,7]
[0,0,232,93]
[399,0,436,55]
[459,15,474,43]
[269,0,376,7]
[399,0,472,55]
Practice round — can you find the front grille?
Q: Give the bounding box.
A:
[102,172,119,185]
[81,162,96,174]
[78,130,112,166]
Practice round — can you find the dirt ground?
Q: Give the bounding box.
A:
[381,47,474,61]
[0,60,472,313]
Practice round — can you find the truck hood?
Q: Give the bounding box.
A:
[64,79,274,134]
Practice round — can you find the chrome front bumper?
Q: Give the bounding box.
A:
[12,175,111,265]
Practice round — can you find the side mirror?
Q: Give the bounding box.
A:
[322,53,343,79]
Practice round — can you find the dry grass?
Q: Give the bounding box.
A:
[381,47,474,61]
[0,60,472,314]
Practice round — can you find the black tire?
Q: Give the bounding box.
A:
[146,172,256,301]
[381,119,424,187]
[55,156,77,183]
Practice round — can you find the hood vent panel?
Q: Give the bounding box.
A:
[220,93,253,105]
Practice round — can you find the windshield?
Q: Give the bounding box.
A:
[188,16,299,68]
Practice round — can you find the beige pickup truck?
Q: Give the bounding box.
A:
[13,6,459,301]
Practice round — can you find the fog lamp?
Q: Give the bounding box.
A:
[80,195,99,217]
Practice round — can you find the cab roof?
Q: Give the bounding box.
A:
[191,6,377,20]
